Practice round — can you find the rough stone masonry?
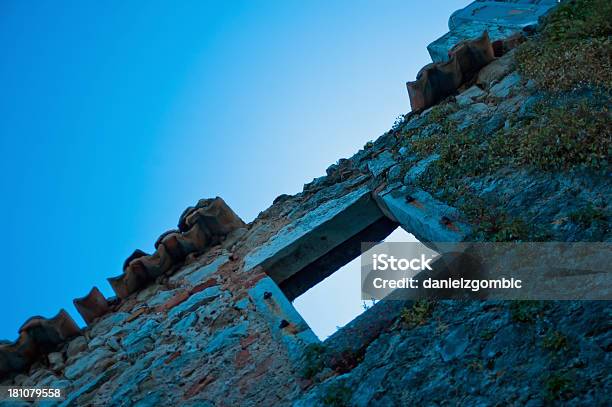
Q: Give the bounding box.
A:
[1,1,610,406]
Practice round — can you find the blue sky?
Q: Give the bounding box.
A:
[0,0,467,339]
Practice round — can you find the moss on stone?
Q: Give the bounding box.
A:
[479,329,495,341]
[543,370,575,401]
[404,90,609,241]
[425,102,459,125]
[495,99,610,172]
[568,203,608,227]
[321,382,352,406]
[401,300,434,327]
[300,343,328,379]
[509,300,546,323]
[516,0,612,91]
[399,102,458,157]
[542,330,569,352]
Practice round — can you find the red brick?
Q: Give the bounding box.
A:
[156,290,189,313]
[183,375,216,399]
[240,334,258,349]
[234,349,251,369]
[125,306,148,322]
[190,278,218,294]
[164,350,182,365]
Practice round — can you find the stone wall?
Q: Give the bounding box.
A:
[427,0,558,63]
[2,1,611,405]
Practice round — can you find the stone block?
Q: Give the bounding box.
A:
[156,291,190,313]
[167,286,221,320]
[449,1,555,31]
[375,186,471,247]
[125,337,154,359]
[428,0,558,63]
[173,313,198,333]
[59,362,126,407]
[66,336,88,359]
[448,102,490,130]
[234,297,250,310]
[477,50,516,87]
[145,289,179,309]
[122,320,159,348]
[367,150,396,177]
[404,154,440,184]
[90,312,130,338]
[64,347,113,380]
[428,22,514,63]
[48,352,64,371]
[438,326,470,362]
[455,85,485,105]
[248,277,318,362]
[243,186,386,288]
[387,164,403,182]
[489,71,522,98]
[169,255,228,287]
[205,322,249,354]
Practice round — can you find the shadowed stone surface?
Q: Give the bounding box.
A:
[2,2,610,406]
[377,186,471,245]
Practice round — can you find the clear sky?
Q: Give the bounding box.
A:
[294,227,419,339]
[0,0,468,339]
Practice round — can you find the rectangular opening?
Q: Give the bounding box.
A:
[292,226,419,340]
[278,215,399,301]
[248,188,440,341]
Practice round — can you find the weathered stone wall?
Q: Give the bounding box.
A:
[428,0,558,63]
[2,1,611,405]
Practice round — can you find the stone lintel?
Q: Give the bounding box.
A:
[243,186,388,288]
[375,186,471,249]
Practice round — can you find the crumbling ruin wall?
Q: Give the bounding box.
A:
[407,0,559,111]
[2,1,611,406]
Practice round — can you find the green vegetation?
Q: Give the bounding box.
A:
[479,329,495,341]
[568,203,608,227]
[510,301,546,323]
[493,100,610,172]
[475,217,534,242]
[543,330,569,351]
[321,382,352,406]
[408,124,540,241]
[391,113,410,132]
[400,96,610,241]
[393,1,612,242]
[300,343,327,379]
[425,102,459,125]
[516,0,612,91]
[466,359,484,372]
[414,99,609,178]
[544,370,575,401]
[401,300,434,327]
